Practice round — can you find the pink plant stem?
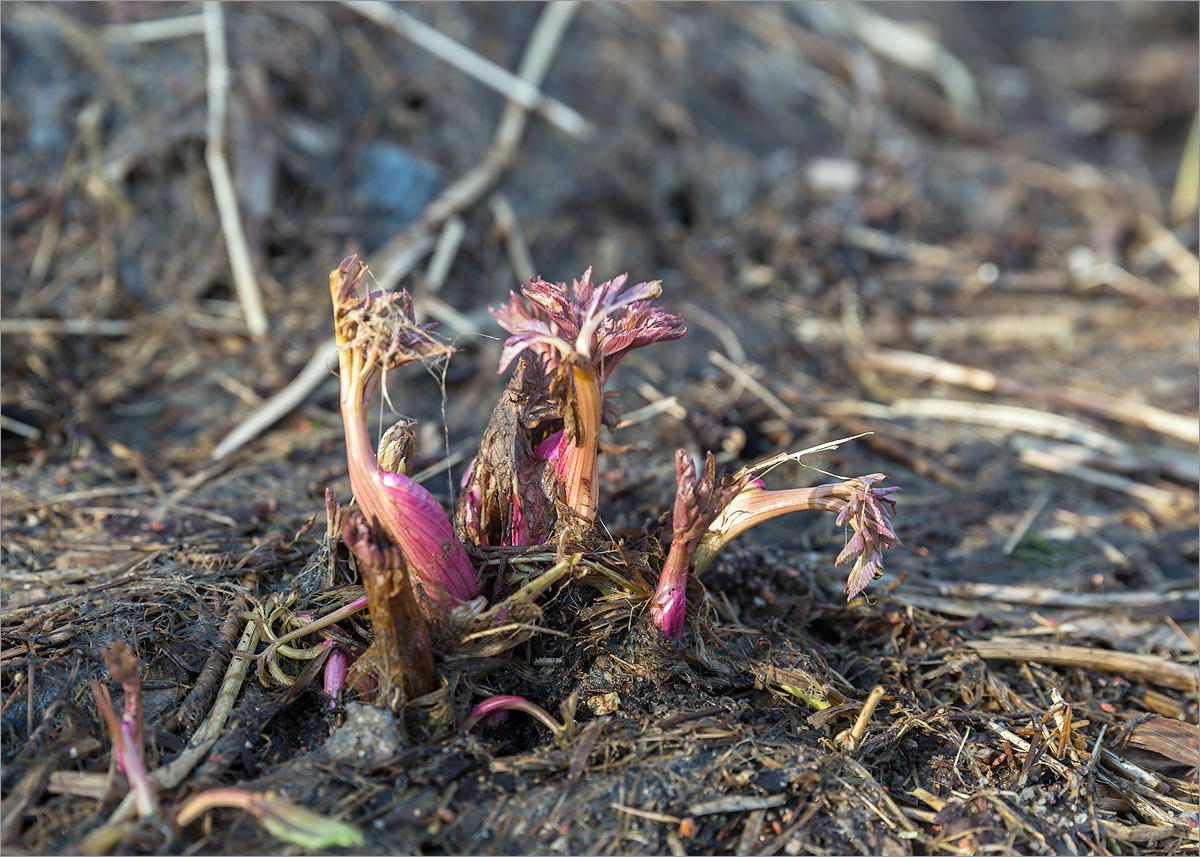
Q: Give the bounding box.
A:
[650,539,691,638]
[463,694,566,738]
[336,343,474,608]
[558,360,603,525]
[693,484,843,575]
[92,641,156,818]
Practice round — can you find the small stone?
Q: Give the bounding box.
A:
[587,692,621,715]
[321,703,403,764]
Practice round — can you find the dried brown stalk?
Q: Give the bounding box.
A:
[965,639,1198,692]
[342,513,436,706]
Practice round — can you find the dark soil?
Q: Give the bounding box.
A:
[2,3,1197,855]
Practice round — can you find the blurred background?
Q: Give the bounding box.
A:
[2,1,1197,595]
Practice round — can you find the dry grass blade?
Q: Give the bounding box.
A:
[826,397,1197,482]
[488,193,536,286]
[833,3,980,121]
[210,337,337,460]
[688,794,786,816]
[102,13,205,43]
[1017,443,1194,512]
[0,318,136,336]
[203,1,268,339]
[708,350,794,421]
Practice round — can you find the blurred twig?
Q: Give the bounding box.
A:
[1016,442,1194,514]
[369,0,583,292]
[204,1,269,339]
[966,639,1198,693]
[211,3,582,458]
[832,2,981,123]
[862,348,1199,446]
[1001,489,1050,556]
[210,337,337,460]
[708,350,794,422]
[1171,109,1199,224]
[823,398,1198,483]
[342,1,591,139]
[489,194,536,286]
[423,216,466,295]
[0,319,135,336]
[102,13,205,43]
[1136,214,1200,297]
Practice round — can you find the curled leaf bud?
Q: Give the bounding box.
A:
[377,419,416,477]
[650,451,745,638]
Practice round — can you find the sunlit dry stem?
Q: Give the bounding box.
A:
[342,512,437,705]
[557,357,603,525]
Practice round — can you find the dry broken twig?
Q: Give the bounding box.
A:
[342,1,590,139]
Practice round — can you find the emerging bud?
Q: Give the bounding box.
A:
[693,474,902,599]
[650,451,746,638]
[377,419,416,477]
[491,269,684,531]
[330,256,475,610]
[321,642,348,709]
[90,640,156,818]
